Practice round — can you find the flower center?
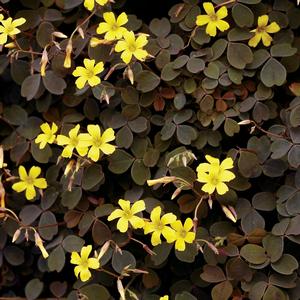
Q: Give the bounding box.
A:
[86,69,95,79]
[257,26,267,33]
[210,175,220,186]
[92,137,102,148]
[69,136,79,147]
[25,176,34,185]
[154,221,164,231]
[80,259,89,268]
[128,43,137,52]
[5,25,15,34]
[111,23,119,31]
[209,14,218,22]
[179,229,187,238]
[123,209,133,219]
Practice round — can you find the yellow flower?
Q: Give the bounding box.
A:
[12,166,47,201]
[0,17,26,45]
[196,2,229,37]
[83,125,116,162]
[144,206,176,246]
[160,297,169,300]
[72,59,104,89]
[248,15,280,47]
[107,199,145,232]
[97,12,128,41]
[171,218,195,251]
[70,245,100,282]
[56,125,89,158]
[35,122,58,149]
[196,155,235,195]
[84,0,109,11]
[115,31,148,64]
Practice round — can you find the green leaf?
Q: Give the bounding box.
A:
[92,220,111,245]
[186,57,205,73]
[108,149,134,174]
[136,70,160,92]
[201,265,226,283]
[227,43,253,69]
[62,235,85,253]
[290,105,300,127]
[271,255,298,275]
[260,58,287,87]
[48,245,65,272]
[232,3,254,27]
[224,118,240,136]
[38,211,58,240]
[175,292,197,300]
[21,74,41,100]
[112,250,136,273]
[270,43,297,57]
[240,244,268,264]
[43,71,66,95]
[61,187,82,209]
[82,165,104,191]
[3,105,28,126]
[131,159,150,185]
[211,281,233,300]
[30,142,53,164]
[80,284,110,300]
[25,279,44,300]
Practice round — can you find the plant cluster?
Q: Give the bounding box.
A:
[1,0,300,299]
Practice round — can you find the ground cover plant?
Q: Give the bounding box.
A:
[1,0,300,299]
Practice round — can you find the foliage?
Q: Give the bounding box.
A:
[0,0,300,299]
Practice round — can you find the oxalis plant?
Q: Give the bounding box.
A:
[0,0,300,299]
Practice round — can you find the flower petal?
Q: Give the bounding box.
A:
[216,20,230,32]
[121,50,133,64]
[97,22,110,34]
[18,165,28,180]
[216,182,229,195]
[196,15,210,26]
[175,238,186,251]
[12,182,27,193]
[216,6,228,19]
[29,166,41,178]
[115,40,127,52]
[133,49,148,61]
[56,135,70,146]
[162,226,176,243]
[184,218,194,231]
[261,32,273,47]
[87,124,101,138]
[118,199,131,211]
[258,15,269,27]
[266,22,280,33]
[129,216,145,229]
[117,217,129,232]
[75,76,87,89]
[161,212,177,225]
[81,245,92,261]
[150,206,161,222]
[248,32,262,47]
[151,231,162,246]
[34,178,47,189]
[201,182,216,194]
[185,232,196,243]
[107,209,124,221]
[25,185,36,200]
[101,128,115,143]
[136,34,148,48]
[220,157,234,170]
[103,12,116,24]
[117,12,128,26]
[203,2,215,15]
[88,258,100,269]
[87,146,100,161]
[70,252,82,265]
[80,268,92,282]
[131,200,146,214]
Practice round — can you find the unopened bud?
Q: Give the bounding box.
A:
[4,42,16,49]
[12,228,21,243]
[64,41,72,68]
[34,232,49,259]
[64,160,75,177]
[78,27,85,39]
[97,240,110,260]
[40,48,48,77]
[126,67,134,85]
[238,120,252,125]
[222,205,237,223]
[171,187,182,200]
[147,176,177,187]
[117,279,125,300]
[52,31,68,39]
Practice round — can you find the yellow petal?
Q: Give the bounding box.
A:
[203,2,215,15]
[220,157,234,170]
[61,145,73,158]
[88,257,100,269]
[196,163,211,174]
[117,217,129,232]
[84,0,94,11]
[0,33,8,45]
[162,226,176,243]
[115,40,127,52]
[83,58,95,70]
[97,22,110,34]
[118,199,131,211]
[121,50,133,64]
[216,182,229,195]
[81,245,92,260]
[150,206,161,222]
[133,49,148,61]
[94,61,104,74]
[136,34,148,48]
[161,212,177,225]
[151,231,162,246]
[18,165,28,180]
[75,146,88,157]
[12,182,27,193]
[144,221,155,234]
[202,182,216,194]
[117,12,128,26]
[87,124,101,138]
[216,20,230,32]
[25,185,36,200]
[248,33,262,47]
[184,218,194,231]
[101,128,115,143]
[40,122,51,134]
[29,166,41,178]
[261,32,273,47]
[72,66,87,77]
[131,200,145,214]
[87,146,100,161]
[80,268,92,282]
[266,22,280,33]
[87,76,101,87]
[258,15,269,27]
[96,0,108,5]
[71,252,82,265]
[103,12,116,25]
[56,135,70,146]
[34,178,47,189]
[75,77,87,89]
[123,30,135,43]
[205,155,220,165]
[219,170,235,182]
[171,220,183,232]
[12,17,26,27]
[196,15,210,26]
[108,208,124,221]
[175,238,186,251]
[216,6,228,19]
[74,265,81,278]
[184,232,196,243]
[129,216,145,229]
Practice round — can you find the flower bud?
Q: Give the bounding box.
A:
[34,232,49,259]
[64,41,72,68]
